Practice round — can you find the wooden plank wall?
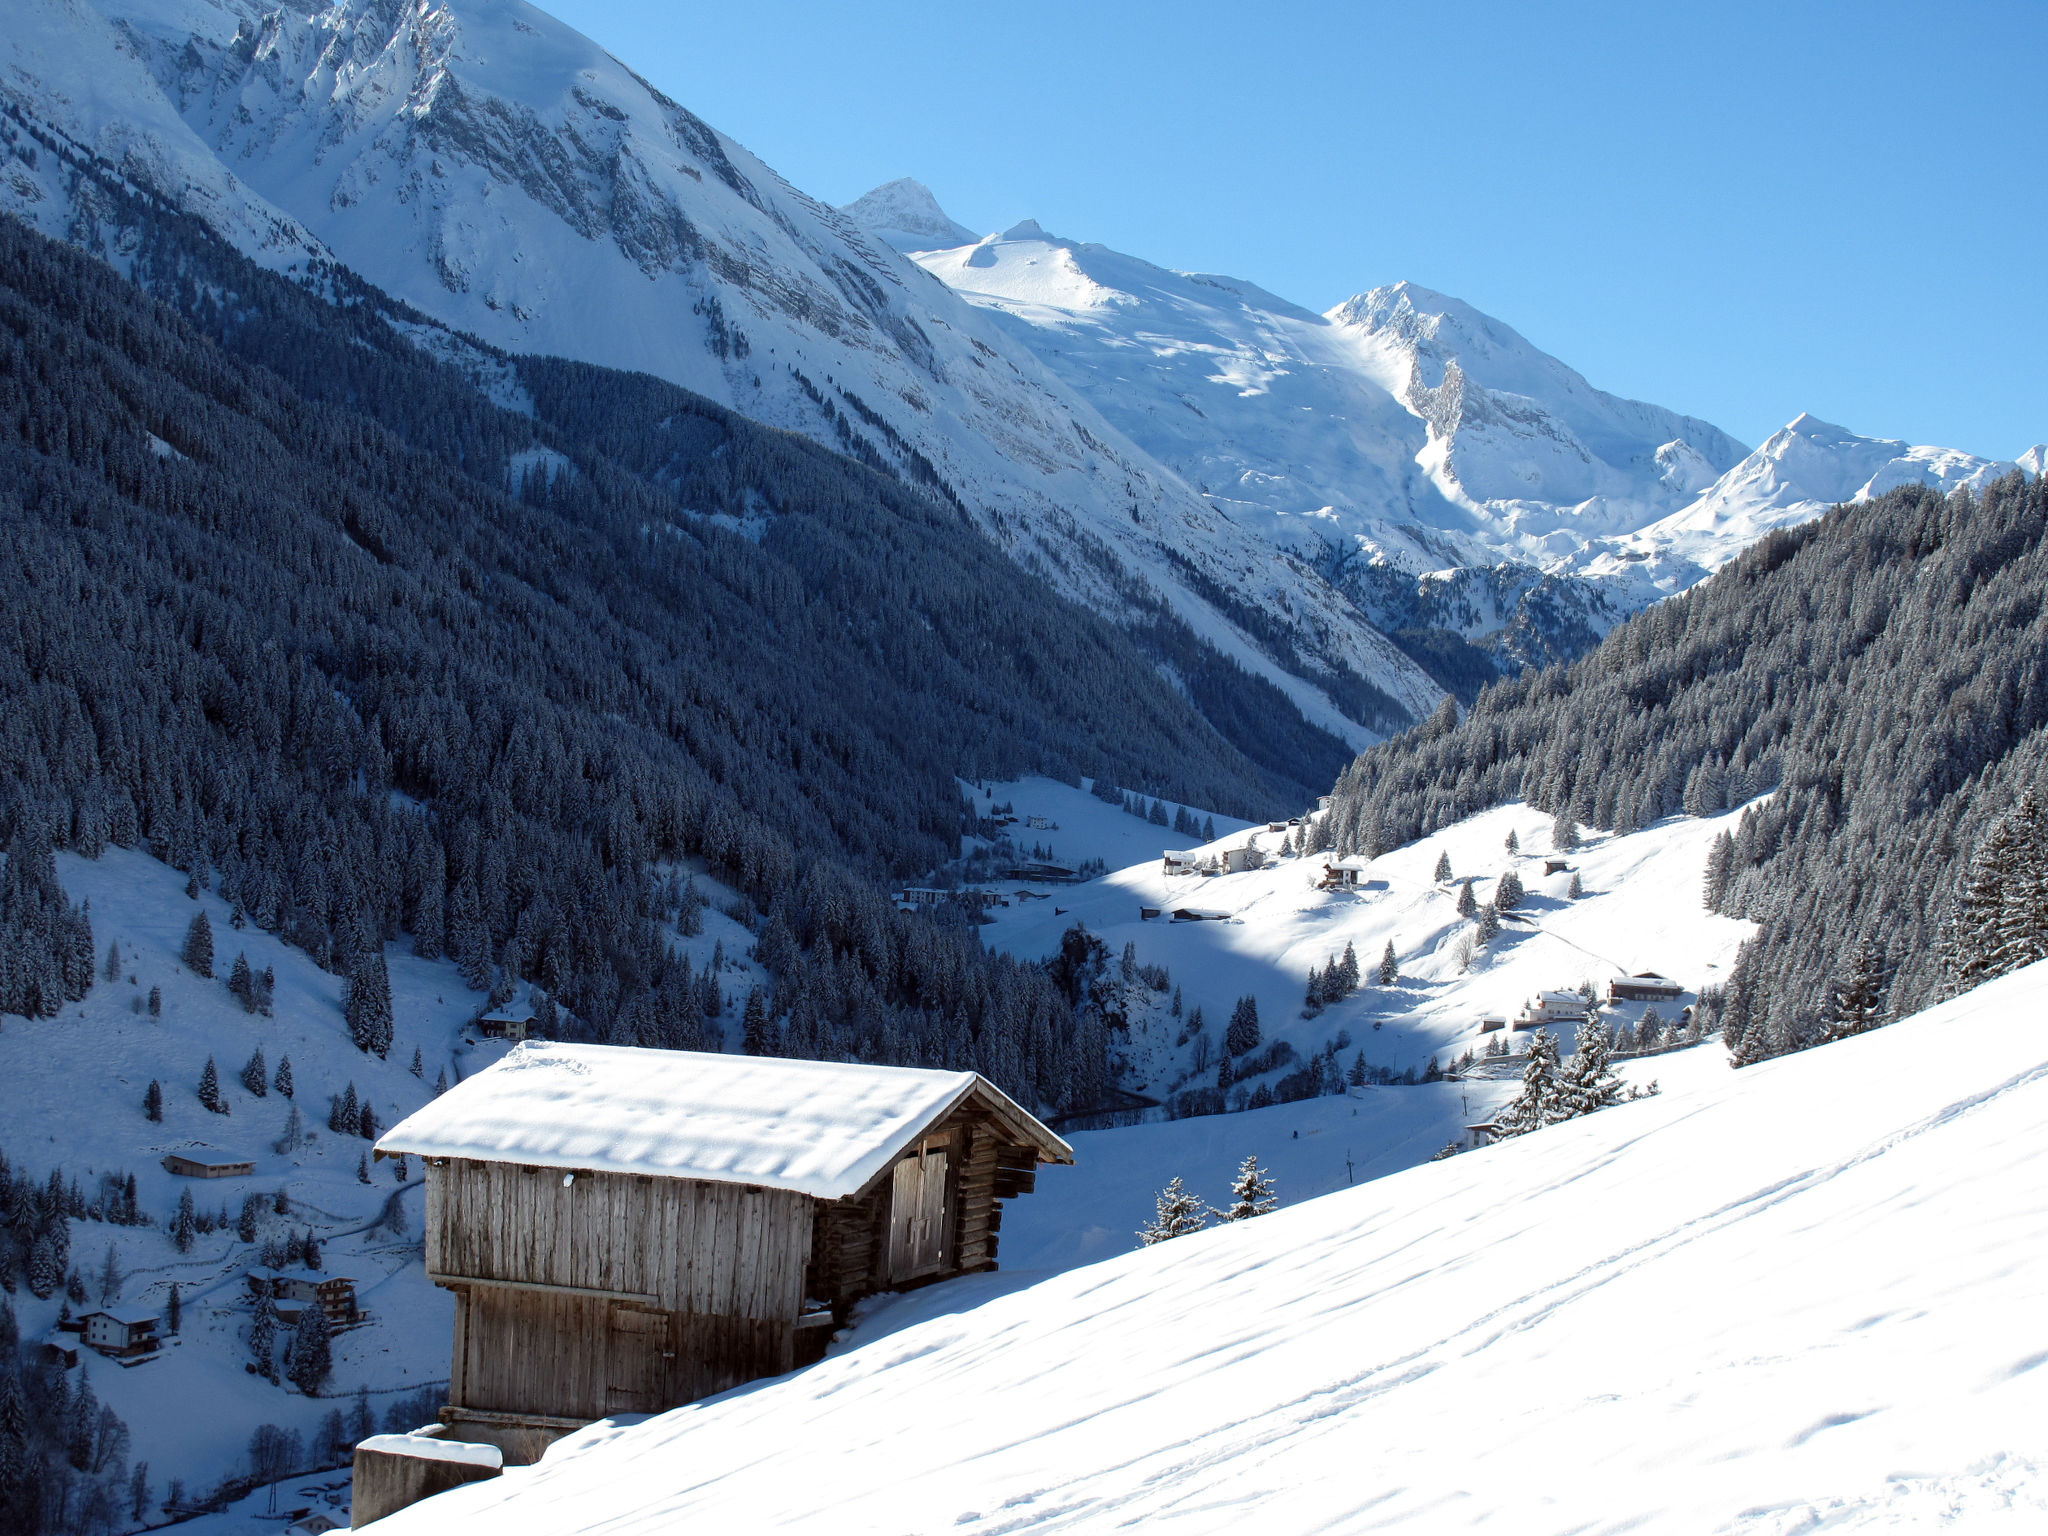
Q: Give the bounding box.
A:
[427,1160,813,1322]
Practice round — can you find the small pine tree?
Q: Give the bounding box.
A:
[1433,849,1452,883]
[147,985,162,1017]
[408,1047,424,1079]
[182,911,214,978]
[249,1298,277,1382]
[275,1103,304,1155]
[432,1068,449,1098]
[103,941,121,983]
[358,1102,378,1141]
[274,1055,294,1098]
[143,1079,163,1123]
[241,1048,269,1098]
[677,876,705,938]
[1494,868,1524,911]
[198,1057,229,1115]
[1456,880,1478,918]
[1504,829,1519,854]
[167,1283,181,1333]
[1203,816,1216,841]
[1137,1176,1208,1246]
[1487,1029,1562,1140]
[1567,872,1583,900]
[356,1153,371,1185]
[1476,902,1500,946]
[1338,941,1360,993]
[171,1190,196,1254]
[228,952,254,1010]
[1820,937,1889,1043]
[344,953,394,1057]
[1212,1155,1277,1221]
[330,1083,359,1135]
[1377,940,1398,986]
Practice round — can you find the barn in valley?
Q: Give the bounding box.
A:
[375,1044,1072,1459]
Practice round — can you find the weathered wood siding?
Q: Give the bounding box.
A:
[426,1160,813,1320]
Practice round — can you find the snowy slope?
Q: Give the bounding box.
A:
[375,960,2048,1534]
[0,0,1441,743]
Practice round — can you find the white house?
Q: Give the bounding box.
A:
[80,1306,161,1361]
[1516,990,1592,1029]
[1317,854,1372,889]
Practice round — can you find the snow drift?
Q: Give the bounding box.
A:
[374,964,2048,1533]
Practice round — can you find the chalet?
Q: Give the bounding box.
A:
[80,1306,160,1361]
[1162,850,1201,878]
[1170,907,1231,922]
[1220,845,1261,874]
[476,1001,535,1043]
[162,1150,255,1179]
[375,1044,1072,1461]
[1317,854,1372,890]
[1024,815,1053,830]
[1316,795,1333,812]
[1608,972,1685,1004]
[1516,990,1592,1029]
[248,1269,362,1327]
[1266,821,1288,833]
[1466,1122,1503,1148]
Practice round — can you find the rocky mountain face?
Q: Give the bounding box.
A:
[0,0,1444,752]
[870,198,2041,671]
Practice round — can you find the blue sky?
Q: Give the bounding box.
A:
[548,0,2045,459]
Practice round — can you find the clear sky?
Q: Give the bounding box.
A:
[545,0,2044,459]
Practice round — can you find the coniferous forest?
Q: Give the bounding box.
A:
[1320,470,2048,1059]
[0,163,1331,1117]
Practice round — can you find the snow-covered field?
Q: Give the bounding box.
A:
[374,961,2048,1535]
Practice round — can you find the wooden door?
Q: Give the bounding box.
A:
[605,1304,669,1415]
[888,1150,950,1282]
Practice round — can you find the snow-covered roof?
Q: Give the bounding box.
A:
[376,1044,1071,1199]
[86,1306,159,1327]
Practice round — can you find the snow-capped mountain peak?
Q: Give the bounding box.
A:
[838,177,977,252]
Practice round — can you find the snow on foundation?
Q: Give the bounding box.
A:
[373,962,2048,1535]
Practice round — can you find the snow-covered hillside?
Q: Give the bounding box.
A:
[858,188,2044,648]
[963,783,1753,1116]
[0,0,1442,743]
[373,962,2048,1534]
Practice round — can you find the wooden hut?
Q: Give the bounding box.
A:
[376,1044,1071,1460]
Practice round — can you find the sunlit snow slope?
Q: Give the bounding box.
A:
[383,964,2048,1535]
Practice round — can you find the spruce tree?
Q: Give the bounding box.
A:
[1553,1021,1631,1121]
[241,1048,269,1098]
[742,988,772,1055]
[1567,872,1583,900]
[103,941,120,983]
[1457,880,1478,918]
[1820,937,1889,1043]
[1225,995,1261,1057]
[198,1057,229,1115]
[344,953,394,1057]
[432,1068,449,1097]
[249,1299,277,1382]
[1494,868,1524,911]
[1552,810,1581,852]
[229,952,254,1010]
[1212,1155,1277,1221]
[181,911,214,978]
[287,1307,332,1394]
[143,1079,163,1123]
[147,985,161,1017]
[274,1055,294,1098]
[1338,942,1360,993]
[1433,849,1452,883]
[1137,1176,1208,1245]
[330,1083,359,1135]
[1488,1029,1562,1139]
[1504,830,1519,855]
[356,1153,371,1185]
[1703,831,1734,910]
[1377,940,1398,986]
[1476,901,1500,946]
[167,1283,181,1333]
[408,1047,423,1079]
[171,1191,196,1254]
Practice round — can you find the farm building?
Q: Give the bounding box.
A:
[80,1306,160,1361]
[375,1044,1072,1460]
[247,1268,362,1327]
[476,1001,535,1042]
[1542,858,1572,876]
[1609,972,1686,1003]
[1162,850,1200,877]
[1516,990,1593,1029]
[161,1149,255,1179]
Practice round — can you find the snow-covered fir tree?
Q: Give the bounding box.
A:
[1212,1155,1278,1222]
[1137,1177,1208,1246]
[181,910,213,978]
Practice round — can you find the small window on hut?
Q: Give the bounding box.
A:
[887,1146,950,1282]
